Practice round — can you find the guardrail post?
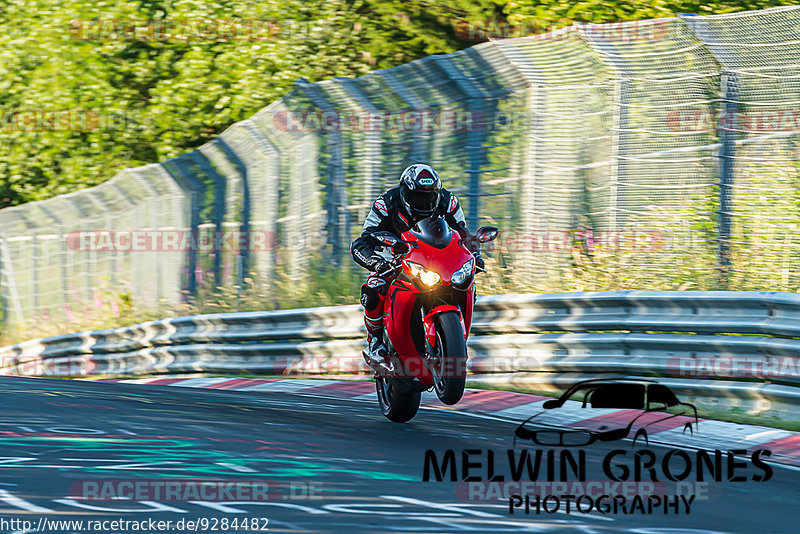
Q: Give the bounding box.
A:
[516,64,546,282]
[162,157,204,300]
[0,234,5,327]
[609,81,628,230]
[190,151,226,288]
[71,195,105,307]
[0,233,24,326]
[578,25,630,232]
[466,101,485,232]
[337,78,384,224]
[30,234,38,316]
[213,137,252,292]
[217,119,282,292]
[58,225,68,320]
[56,199,92,306]
[432,55,487,231]
[298,80,349,266]
[378,71,429,162]
[681,14,737,288]
[486,39,550,283]
[717,74,737,287]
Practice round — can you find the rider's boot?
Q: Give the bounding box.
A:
[364,308,388,365]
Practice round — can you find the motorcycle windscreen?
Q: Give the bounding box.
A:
[409,216,453,249]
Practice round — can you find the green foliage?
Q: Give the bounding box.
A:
[3,0,793,206]
[502,0,800,25]
[0,0,505,206]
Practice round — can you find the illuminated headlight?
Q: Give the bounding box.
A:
[407,262,441,287]
[451,258,475,286]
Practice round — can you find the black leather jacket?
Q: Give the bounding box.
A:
[350,185,470,271]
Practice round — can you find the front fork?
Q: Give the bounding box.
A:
[422,305,467,350]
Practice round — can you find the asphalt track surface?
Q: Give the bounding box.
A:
[0,376,797,533]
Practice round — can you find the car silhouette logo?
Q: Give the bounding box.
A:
[513,379,699,448]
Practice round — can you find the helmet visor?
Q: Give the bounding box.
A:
[407,189,439,214]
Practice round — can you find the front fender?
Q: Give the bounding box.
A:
[423,305,466,346]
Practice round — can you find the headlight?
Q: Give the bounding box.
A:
[451,258,475,286]
[407,261,441,287]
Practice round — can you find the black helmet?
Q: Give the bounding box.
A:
[398,164,442,219]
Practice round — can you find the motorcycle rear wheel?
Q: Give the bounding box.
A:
[376,376,421,423]
[431,311,467,405]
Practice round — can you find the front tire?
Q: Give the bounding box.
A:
[431,311,467,405]
[376,376,421,423]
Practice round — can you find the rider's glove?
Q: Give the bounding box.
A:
[473,252,485,271]
[368,255,393,275]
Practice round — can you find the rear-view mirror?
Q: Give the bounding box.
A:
[370,233,399,246]
[476,226,499,243]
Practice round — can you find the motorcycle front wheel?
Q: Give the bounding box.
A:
[376,376,421,423]
[431,311,468,405]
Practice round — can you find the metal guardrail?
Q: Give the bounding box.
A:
[2,291,800,420]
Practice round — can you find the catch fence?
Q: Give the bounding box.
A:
[1,6,800,327]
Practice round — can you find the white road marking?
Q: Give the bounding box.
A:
[743,429,790,442]
[626,529,729,534]
[0,458,35,465]
[471,502,614,522]
[322,503,459,516]
[0,489,53,512]
[242,379,338,392]
[403,517,489,532]
[413,516,575,532]
[44,427,104,434]
[167,377,232,388]
[381,495,501,518]
[191,501,329,514]
[93,461,184,470]
[53,498,187,513]
[216,462,257,473]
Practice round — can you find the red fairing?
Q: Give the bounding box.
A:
[401,230,473,284]
[383,279,433,384]
[380,225,476,387]
[424,305,463,346]
[463,286,474,336]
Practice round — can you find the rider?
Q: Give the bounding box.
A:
[350,163,484,364]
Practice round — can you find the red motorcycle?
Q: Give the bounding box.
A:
[363,217,499,422]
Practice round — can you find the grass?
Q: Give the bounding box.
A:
[0,253,363,347]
